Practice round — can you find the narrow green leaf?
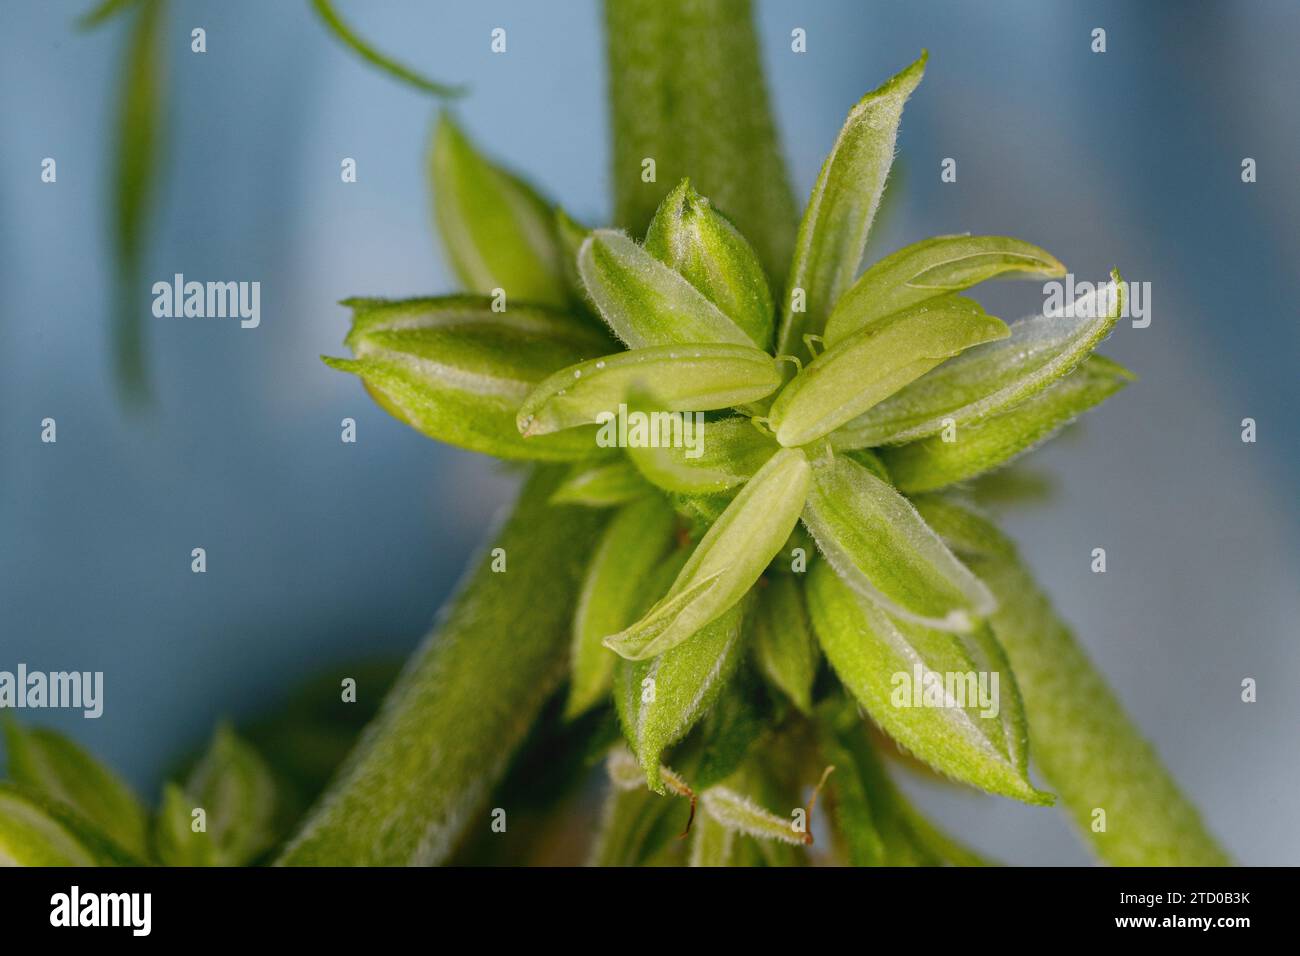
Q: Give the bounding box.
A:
[605,448,811,660]
[310,0,466,97]
[171,725,278,866]
[0,783,133,866]
[578,230,756,347]
[775,52,927,361]
[882,354,1135,493]
[644,179,775,349]
[924,502,1230,865]
[770,296,1009,448]
[2,720,149,859]
[154,781,217,866]
[616,597,750,792]
[108,0,166,402]
[751,575,816,713]
[431,114,567,306]
[280,470,607,865]
[516,344,780,437]
[324,296,607,460]
[699,786,809,845]
[627,415,778,495]
[77,0,141,29]
[605,0,796,283]
[806,561,1050,805]
[566,495,679,719]
[550,458,653,508]
[830,271,1127,448]
[823,234,1065,345]
[800,454,994,631]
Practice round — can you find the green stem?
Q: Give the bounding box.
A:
[604,0,795,283]
[278,468,606,865]
[950,507,1229,865]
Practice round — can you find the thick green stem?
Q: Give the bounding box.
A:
[604,0,796,283]
[278,468,606,865]
[945,506,1229,865]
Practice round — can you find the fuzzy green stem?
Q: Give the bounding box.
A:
[604,0,796,283]
[955,510,1229,866]
[277,468,606,865]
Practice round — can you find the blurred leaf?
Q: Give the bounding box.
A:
[628,415,778,495]
[578,230,757,347]
[605,0,796,282]
[824,235,1065,345]
[550,458,653,507]
[605,448,810,660]
[77,0,142,29]
[801,454,994,631]
[644,179,775,349]
[881,354,1135,493]
[279,470,607,865]
[0,783,136,866]
[107,0,166,402]
[310,0,465,96]
[831,272,1127,448]
[688,667,770,789]
[751,575,816,714]
[157,725,277,866]
[517,344,780,437]
[771,296,1008,447]
[3,719,149,859]
[566,495,679,718]
[431,114,568,306]
[324,296,607,460]
[615,596,751,792]
[775,52,926,361]
[153,781,216,865]
[806,561,1049,805]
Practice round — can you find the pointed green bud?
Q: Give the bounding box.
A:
[577,230,756,347]
[324,296,609,460]
[645,179,775,349]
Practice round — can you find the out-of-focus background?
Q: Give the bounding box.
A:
[1,0,1297,864]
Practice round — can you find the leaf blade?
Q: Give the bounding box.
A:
[517,344,781,437]
[771,296,1008,448]
[605,448,811,660]
[823,234,1065,345]
[800,453,994,630]
[831,271,1127,448]
[776,52,927,361]
[881,353,1135,493]
[806,561,1049,805]
[3,720,150,859]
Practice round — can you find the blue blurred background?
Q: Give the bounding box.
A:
[2,0,1296,864]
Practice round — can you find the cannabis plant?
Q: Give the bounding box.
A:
[0,0,1226,867]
